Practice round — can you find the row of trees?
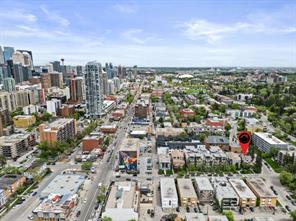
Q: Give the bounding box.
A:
[38,120,98,161]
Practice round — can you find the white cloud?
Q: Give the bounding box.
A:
[114,3,137,13]
[180,6,296,43]
[181,20,256,43]
[40,5,70,26]
[122,29,159,44]
[0,10,37,23]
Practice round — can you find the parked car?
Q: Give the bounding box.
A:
[76,211,81,217]
[285,205,291,212]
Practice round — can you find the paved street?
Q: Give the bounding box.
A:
[77,84,142,221]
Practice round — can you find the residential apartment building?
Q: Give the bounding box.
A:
[158,154,171,171]
[252,132,288,153]
[177,178,198,207]
[194,177,214,203]
[50,72,63,88]
[171,149,185,169]
[211,177,239,211]
[13,115,36,128]
[246,177,277,207]
[39,118,76,146]
[160,178,178,209]
[0,90,35,112]
[85,61,103,118]
[0,133,36,159]
[229,178,256,208]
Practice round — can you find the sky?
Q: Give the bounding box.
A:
[0,0,295,67]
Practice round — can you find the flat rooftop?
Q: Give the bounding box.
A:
[246,177,276,198]
[185,213,206,221]
[229,178,256,199]
[254,132,287,145]
[47,118,74,129]
[177,178,197,198]
[194,177,214,191]
[211,177,238,200]
[40,174,85,198]
[208,215,228,221]
[105,181,137,209]
[160,178,178,200]
[119,138,139,152]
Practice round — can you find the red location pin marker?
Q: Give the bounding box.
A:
[238,131,251,155]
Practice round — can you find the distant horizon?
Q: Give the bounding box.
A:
[1,0,295,66]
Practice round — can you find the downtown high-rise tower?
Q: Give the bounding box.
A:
[85,61,103,118]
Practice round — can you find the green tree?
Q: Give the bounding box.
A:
[222,210,234,221]
[290,210,296,221]
[0,155,6,166]
[102,217,112,221]
[198,133,206,142]
[279,171,294,186]
[81,162,93,171]
[225,123,231,131]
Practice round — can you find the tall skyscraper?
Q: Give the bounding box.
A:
[50,72,63,88]
[51,61,61,72]
[22,66,32,81]
[40,73,51,90]
[0,47,4,64]
[3,78,16,92]
[3,47,14,62]
[13,63,24,83]
[85,61,103,118]
[69,77,85,103]
[6,60,14,78]
[102,71,108,95]
[12,51,25,65]
[76,65,83,76]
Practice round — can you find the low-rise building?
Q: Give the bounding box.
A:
[180,108,195,119]
[160,178,178,209]
[33,193,77,221]
[211,177,239,210]
[277,149,296,165]
[177,178,198,207]
[0,189,6,207]
[0,175,26,200]
[158,154,171,170]
[246,177,277,207]
[185,213,206,221]
[118,138,139,172]
[229,178,256,208]
[0,133,36,159]
[39,118,76,146]
[102,181,139,221]
[156,127,186,137]
[82,134,104,152]
[40,174,85,199]
[252,132,288,153]
[194,177,214,203]
[208,215,228,221]
[100,124,117,134]
[171,149,185,169]
[112,109,125,121]
[13,115,36,128]
[206,136,229,151]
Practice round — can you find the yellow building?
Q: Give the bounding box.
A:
[246,177,277,207]
[13,115,36,128]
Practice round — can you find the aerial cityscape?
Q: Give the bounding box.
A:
[0,0,295,221]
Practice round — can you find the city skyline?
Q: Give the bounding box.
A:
[0,0,295,67]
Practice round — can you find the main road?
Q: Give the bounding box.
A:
[1,154,80,221]
[78,84,142,221]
